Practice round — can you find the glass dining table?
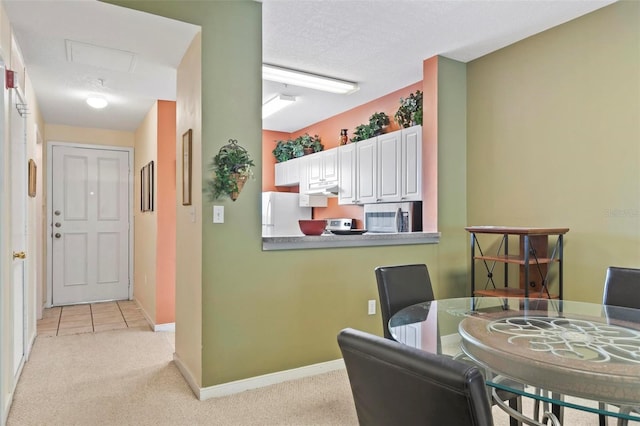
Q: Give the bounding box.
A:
[388,297,640,423]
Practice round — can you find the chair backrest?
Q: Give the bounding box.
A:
[603,266,640,309]
[375,264,435,339]
[338,328,494,426]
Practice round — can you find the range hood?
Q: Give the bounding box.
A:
[306,184,339,197]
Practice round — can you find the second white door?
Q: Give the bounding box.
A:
[51,145,131,305]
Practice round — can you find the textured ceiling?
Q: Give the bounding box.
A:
[3,0,617,133]
[261,0,616,132]
[4,0,200,131]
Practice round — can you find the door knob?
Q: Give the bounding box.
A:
[13,251,26,259]
[55,233,61,239]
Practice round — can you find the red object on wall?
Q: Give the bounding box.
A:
[5,69,15,89]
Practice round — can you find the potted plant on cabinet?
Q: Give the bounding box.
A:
[207,139,255,201]
[299,133,324,155]
[272,139,293,163]
[395,90,423,128]
[350,112,390,143]
[369,112,390,136]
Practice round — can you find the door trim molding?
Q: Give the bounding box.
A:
[46,142,134,307]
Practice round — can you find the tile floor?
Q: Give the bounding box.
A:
[37,300,150,337]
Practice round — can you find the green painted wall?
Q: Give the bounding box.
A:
[105,1,466,387]
[105,0,639,388]
[467,1,640,302]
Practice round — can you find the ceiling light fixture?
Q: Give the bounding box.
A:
[262,64,359,95]
[263,94,296,119]
[86,96,108,109]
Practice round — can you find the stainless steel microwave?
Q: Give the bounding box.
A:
[363,202,422,233]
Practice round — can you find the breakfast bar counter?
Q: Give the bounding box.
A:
[262,231,440,251]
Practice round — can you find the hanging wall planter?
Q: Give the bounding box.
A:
[230,173,248,201]
[206,139,255,202]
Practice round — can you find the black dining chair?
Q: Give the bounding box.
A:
[603,266,640,310]
[374,263,435,340]
[374,263,525,426]
[599,266,640,426]
[337,327,494,426]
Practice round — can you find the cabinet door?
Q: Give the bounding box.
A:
[288,156,301,184]
[274,161,287,186]
[323,148,338,183]
[338,144,357,205]
[401,125,422,201]
[274,158,302,187]
[298,156,310,194]
[307,151,323,186]
[377,131,402,202]
[356,137,377,204]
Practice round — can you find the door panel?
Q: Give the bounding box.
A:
[63,233,88,286]
[52,145,130,305]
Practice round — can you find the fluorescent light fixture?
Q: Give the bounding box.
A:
[263,64,359,94]
[86,96,108,109]
[262,94,296,119]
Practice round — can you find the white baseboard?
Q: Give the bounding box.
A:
[173,353,202,399]
[3,393,12,426]
[133,298,174,332]
[154,322,175,332]
[172,356,346,401]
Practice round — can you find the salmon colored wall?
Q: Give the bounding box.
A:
[156,100,176,324]
[262,129,291,192]
[422,57,438,232]
[261,82,425,229]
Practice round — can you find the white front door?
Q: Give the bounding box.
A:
[10,87,26,378]
[50,145,131,305]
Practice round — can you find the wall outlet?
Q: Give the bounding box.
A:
[213,205,224,223]
[368,299,376,315]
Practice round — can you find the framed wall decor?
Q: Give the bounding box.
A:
[28,159,36,197]
[182,129,192,206]
[141,160,154,212]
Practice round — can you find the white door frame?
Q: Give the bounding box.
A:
[10,84,27,381]
[46,141,134,307]
[0,60,6,426]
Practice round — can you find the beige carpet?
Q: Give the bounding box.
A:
[7,328,609,425]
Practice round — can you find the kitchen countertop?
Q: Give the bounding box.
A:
[262,231,440,251]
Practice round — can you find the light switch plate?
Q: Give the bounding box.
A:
[213,205,224,223]
[368,299,376,315]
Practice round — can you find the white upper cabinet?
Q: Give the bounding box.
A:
[274,161,287,186]
[308,149,338,189]
[274,125,422,205]
[274,156,303,187]
[337,143,356,204]
[400,125,422,201]
[377,131,402,202]
[337,125,422,205]
[338,137,377,205]
[355,137,378,204]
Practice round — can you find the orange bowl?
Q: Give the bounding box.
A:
[299,219,327,236]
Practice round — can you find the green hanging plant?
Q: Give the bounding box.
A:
[206,139,255,202]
